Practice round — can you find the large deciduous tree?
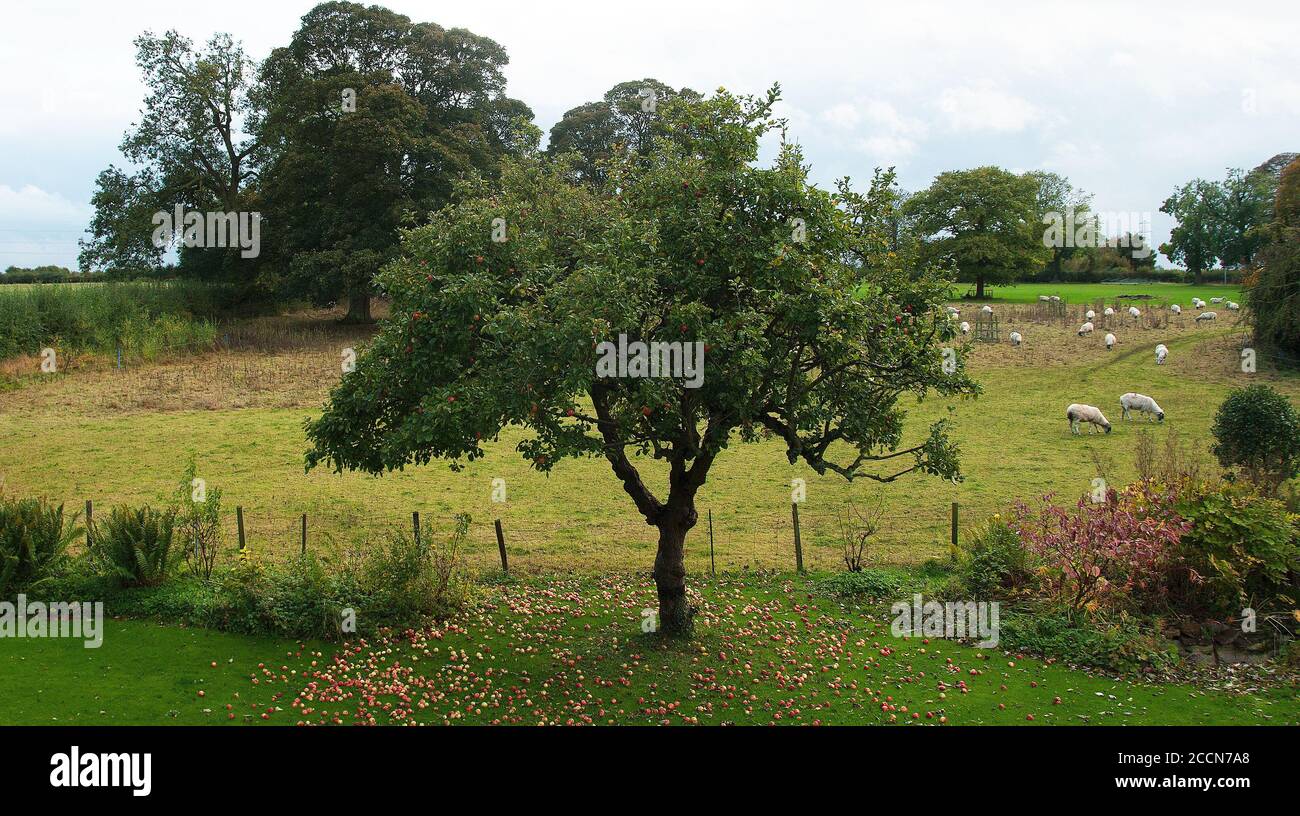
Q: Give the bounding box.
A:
[79,31,260,277]
[1159,178,1223,283]
[904,167,1048,298]
[1025,170,1092,281]
[305,88,976,635]
[546,79,699,186]
[255,1,534,322]
[1247,157,1300,364]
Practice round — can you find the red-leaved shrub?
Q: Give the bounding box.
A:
[1011,483,1189,615]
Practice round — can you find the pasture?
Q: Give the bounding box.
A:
[0,289,1289,577]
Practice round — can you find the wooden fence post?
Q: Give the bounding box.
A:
[791,502,804,574]
[494,519,508,574]
[301,513,307,555]
[951,502,959,556]
[85,500,93,549]
[236,506,246,551]
[708,509,716,578]
[412,511,420,547]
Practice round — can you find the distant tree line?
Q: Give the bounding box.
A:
[0,265,106,284]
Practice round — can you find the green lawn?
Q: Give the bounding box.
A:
[954,281,1242,305]
[1,573,1294,725]
[0,619,322,725]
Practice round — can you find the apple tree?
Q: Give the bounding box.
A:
[305,88,977,634]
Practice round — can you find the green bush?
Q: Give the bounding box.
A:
[953,519,1038,600]
[1172,482,1300,616]
[89,504,179,587]
[1211,384,1300,494]
[360,514,475,623]
[0,496,80,598]
[999,609,1179,674]
[812,568,902,599]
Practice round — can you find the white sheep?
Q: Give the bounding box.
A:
[1050,295,1061,303]
[981,305,993,315]
[1077,321,1095,336]
[1226,301,1240,311]
[1105,332,1116,350]
[960,321,971,335]
[946,306,960,315]
[1128,306,1141,318]
[1009,331,1022,347]
[1038,295,1050,302]
[1104,307,1115,317]
[1155,343,1168,365]
[1170,304,1181,315]
[1210,297,1224,304]
[1195,311,1217,322]
[1085,309,1096,321]
[1067,403,1112,435]
[1192,297,1205,308]
[1120,392,1165,423]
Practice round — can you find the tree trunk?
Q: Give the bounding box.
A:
[653,506,697,636]
[975,275,986,299]
[343,291,372,324]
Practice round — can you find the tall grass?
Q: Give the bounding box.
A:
[0,280,235,360]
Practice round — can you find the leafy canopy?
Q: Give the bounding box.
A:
[306,88,977,519]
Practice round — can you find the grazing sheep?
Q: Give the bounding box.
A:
[1077,321,1095,336]
[945,306,960,316]
[1120,392,1165,422]
[1226,301,1240,311]
[1192,297,1205,308]
[1038,295,1050,302]
[1105,332,1116,350]
[1009,331,1022,346]
[1128,306,1141,318]
[1195,311,1217,322]
[981,305,993,315]
[1210,297,1224,304]
[1050,295,1061,303]
[960,321,971,335]
[1155,343,1168,365]
[1170,304,1181,315]
[1104,307,1115,317]
[1067,403,1112,435]
[1085,309,1096,321]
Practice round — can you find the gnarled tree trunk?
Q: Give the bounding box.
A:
[653,503,698,635]
[343,291,372,324]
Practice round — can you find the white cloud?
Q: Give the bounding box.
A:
[936,84,1042,133]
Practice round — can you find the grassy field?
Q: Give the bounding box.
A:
[1,573,1293,726]
[955,281,1242,305]
[0,297,1290,576]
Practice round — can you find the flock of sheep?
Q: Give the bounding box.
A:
[948,294,1237,437]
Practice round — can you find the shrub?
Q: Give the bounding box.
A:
[0,496,79,598]
[812,568,902,599]
[174,460,222,580]
[1011,484,1188,615]
[954,518,1037,600]
[1211,384,1300,494]
[88,504,179,587]
[999,609,1179,674]
[836,496,884,572]
[361,514,475,623]
[1172,482,1300,617]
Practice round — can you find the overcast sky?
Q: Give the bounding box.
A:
[2,0,1297,270]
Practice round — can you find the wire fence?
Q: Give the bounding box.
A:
[76,495,968,578]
